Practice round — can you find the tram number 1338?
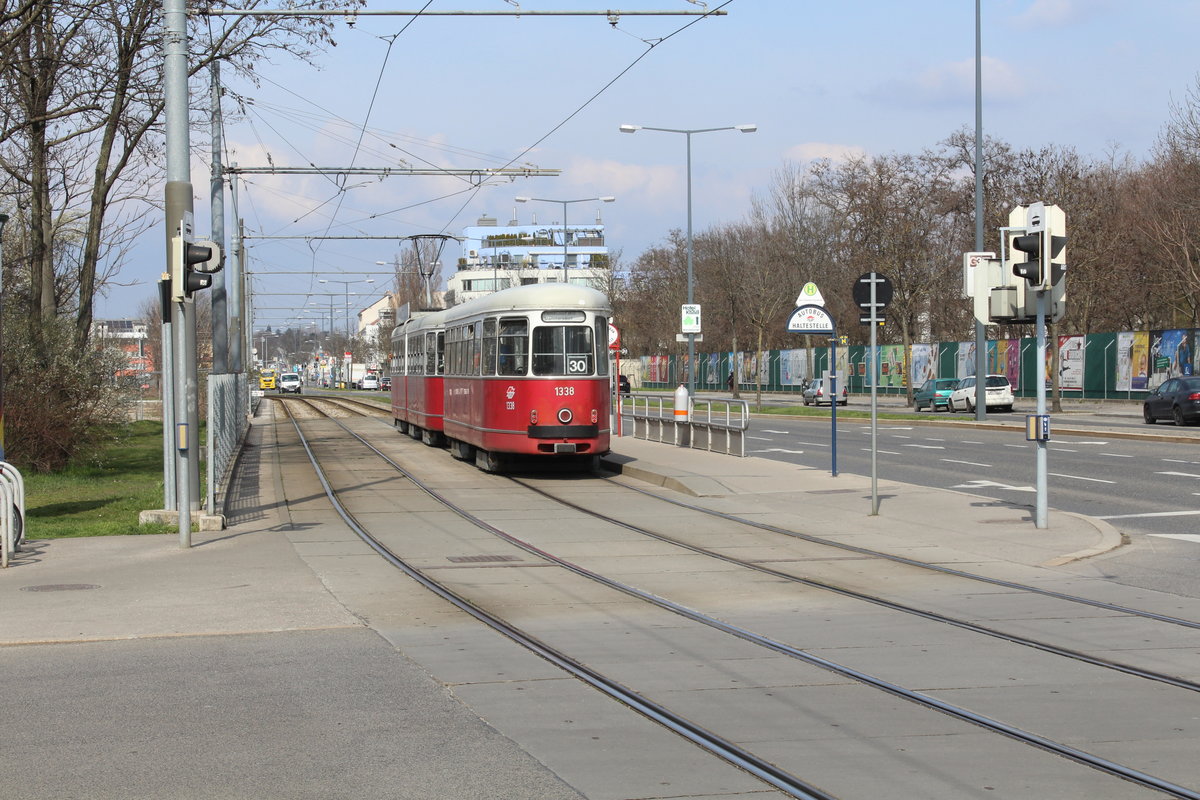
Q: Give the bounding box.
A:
[554,386,576,396]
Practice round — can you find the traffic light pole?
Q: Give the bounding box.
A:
[1035,290,1049,529]
[164,0,195,546]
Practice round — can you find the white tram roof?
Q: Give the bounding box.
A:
[443,283,611,323]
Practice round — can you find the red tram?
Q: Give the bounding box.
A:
[390,283,613,470]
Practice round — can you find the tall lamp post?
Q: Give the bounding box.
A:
[319,277,375,339]
[619,123,756,397]
[0,211,8,462]
[514,196,615,286]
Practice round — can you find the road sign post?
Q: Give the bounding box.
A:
[786,298,838,477]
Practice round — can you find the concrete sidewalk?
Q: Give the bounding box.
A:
[0,413,1125,799]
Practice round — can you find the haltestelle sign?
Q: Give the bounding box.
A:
[786,304,835,335]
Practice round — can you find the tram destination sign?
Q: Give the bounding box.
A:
[786,304,835,335]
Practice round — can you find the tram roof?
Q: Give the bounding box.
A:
[444,283,611,322]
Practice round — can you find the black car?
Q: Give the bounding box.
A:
[1143,376,1200,425]
[617,375,631,394]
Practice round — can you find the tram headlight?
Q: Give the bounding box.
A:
[557,408,573,424]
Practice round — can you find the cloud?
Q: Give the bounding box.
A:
[782,142,868,165]
[1014,0,1107,26]
[868,56,1024,108]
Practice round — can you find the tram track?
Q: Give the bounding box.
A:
[275,405,1200,799]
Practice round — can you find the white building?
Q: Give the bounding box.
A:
[446,210,612,305]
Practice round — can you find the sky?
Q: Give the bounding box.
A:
[94,0,1200,331]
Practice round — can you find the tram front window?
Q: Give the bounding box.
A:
[532,325,594,376]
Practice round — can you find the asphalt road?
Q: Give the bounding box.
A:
[739,412,1200,598]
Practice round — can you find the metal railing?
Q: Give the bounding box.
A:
[619,393,749,457]
[207,372,252,518]
[1,461,26,568]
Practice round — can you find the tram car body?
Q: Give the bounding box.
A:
[391,308,446,446]
[391,283,613,468]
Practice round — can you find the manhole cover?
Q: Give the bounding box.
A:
[20,583,100,592]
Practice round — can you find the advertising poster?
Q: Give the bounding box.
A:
[1150,330,1193,389]
[879,344,906,388]
[910,344,937,388]
[705,353,720,387]
[1130,332,1149,390]
[780,349,808,386]
[1057,335,1085,390]
[957,341,976,378]
[1116,332,1134,392]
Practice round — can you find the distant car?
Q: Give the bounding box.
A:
[948,374,1014,412]
[914,378,959,412]
[617,374,631,394]
[359,374,380,390]
[278,372,302,394]
[1143,376,1200,425]
[380,375,392,390]
[802,377,848,406]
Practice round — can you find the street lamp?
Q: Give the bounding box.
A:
[514,196,615,286]
[319,277,375,338]
[619,123,756,397]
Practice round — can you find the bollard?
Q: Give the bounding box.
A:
[673,385,690,422]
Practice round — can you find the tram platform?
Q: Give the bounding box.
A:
[0,407,1122,799]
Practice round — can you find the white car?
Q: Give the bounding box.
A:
[948,374,1014,412]
[359,374,380,390]
[278,372,302,394]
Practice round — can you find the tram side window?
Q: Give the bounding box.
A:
[469,324,481,375]
[498,318,528,376]
[595,316,609,376]
[425,331,436,375]
[482,318,498,376]
[532,325,594,376]
[436,331,445,375]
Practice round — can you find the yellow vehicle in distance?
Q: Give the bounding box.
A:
[259,369,277,390]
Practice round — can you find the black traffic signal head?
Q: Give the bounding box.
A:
[170,237,223,301]
[1011,231,1043,285]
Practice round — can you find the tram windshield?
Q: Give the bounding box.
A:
[532,325,594,376]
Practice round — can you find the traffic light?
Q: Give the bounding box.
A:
[1008,204,1066,290]
[1011,231,1044,285]
[170,236,223,301]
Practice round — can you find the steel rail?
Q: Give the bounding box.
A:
[605,476,1200,630]
[300,415,1200,800]
[280,410,837,800]
[514,477,1200,694]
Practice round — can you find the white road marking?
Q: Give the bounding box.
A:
[903,444,945,449]
[1054,448,1078,452]
[761,429,790,434]
[1048,472,1115,484]
[1150,533,1200,542]
[942,458,992,467]
[1100,511,1200,520]
[755,448,807,455]
[863,448,902,455]
[1157,471,1200,479]
[747,436,773,441]
[951,479,1036,493]
[1100,453,1133,458]
[1071,441,1111,445]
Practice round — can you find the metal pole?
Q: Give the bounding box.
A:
[1035,291,1048,528]
[229,168,244,374]
[973,0,987,422]
[0,212,7,463]
[830,336,838,478]
[210,62,227,374]
[164,0,193,545]
[870,278,879,514]
[685,131,695,399]
[561,200,569,286]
